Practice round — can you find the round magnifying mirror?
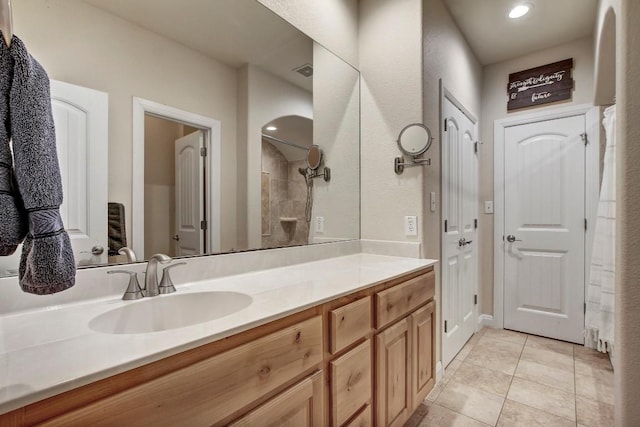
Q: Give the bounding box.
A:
[397,123,432,157]
[307,145,323,170]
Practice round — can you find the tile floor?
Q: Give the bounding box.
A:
[412,328,614,427]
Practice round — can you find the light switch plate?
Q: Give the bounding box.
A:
[484,201,494,214]
[315,216,324,233]
[405,216,418,236]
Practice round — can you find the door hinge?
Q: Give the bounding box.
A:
[444,219,448,232]
[584,302,587,314]
[444,119,447,132]
[200,220,207,230]
[200,147,207,157]
[474,141,478,154]
[444,320,448,333]
[585,218,587,231]
[581,133,588,145]
[474,294,478,305]
[474,218,478,229]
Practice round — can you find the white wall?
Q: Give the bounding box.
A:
[256,0,359,68]
[479,36,595,315]
[13,0,238,253]
[310,43,360,243]
[237,66,313,249]
[359,0,424,246]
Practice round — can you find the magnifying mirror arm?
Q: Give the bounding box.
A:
[307,166,331,182]
[394,156,431,174]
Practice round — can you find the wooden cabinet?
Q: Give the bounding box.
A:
[410,301,435,411]
[330,339,372,426]
[375,318,411,427]
[1,266,436,427]
[230,371,324,426]
[374,271,436,427]
[329,296,371,354]
[41,316,323,427]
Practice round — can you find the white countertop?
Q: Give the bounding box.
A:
[0,253,436,414]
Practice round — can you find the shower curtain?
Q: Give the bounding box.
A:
[585,105,616,354]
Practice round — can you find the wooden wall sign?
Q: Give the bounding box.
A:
[507,58,574,111]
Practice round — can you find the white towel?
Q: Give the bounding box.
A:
[585,105,616,353]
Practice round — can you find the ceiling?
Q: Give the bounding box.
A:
[444,0,598,65]
[262,115,313,162]
[83,0,313,91]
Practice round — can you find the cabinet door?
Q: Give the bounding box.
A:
[410,302,435,411]
[331,339,372,426]
[230,370,324,426]
[375,318,410,427]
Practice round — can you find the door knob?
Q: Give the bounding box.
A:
[464,240,473,245]
[506,235,522,243]
[458,238,466,247]
[91,245,104,255]
[172,235,180,241]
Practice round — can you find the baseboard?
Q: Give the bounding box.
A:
[435,360,443,382]
[477,314,494,330]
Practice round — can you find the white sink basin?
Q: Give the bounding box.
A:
[89,291,253,334]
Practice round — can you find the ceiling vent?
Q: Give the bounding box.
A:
[293,63,313,78]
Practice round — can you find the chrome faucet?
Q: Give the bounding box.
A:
[143,253,172,297]
[117,247,137,263]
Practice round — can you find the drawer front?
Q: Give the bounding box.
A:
[345,404,372,427]
[376,270,435,329]
[331,339,372,426]
[42,316,323,427]
[330,296,371,354]
[230,370,324,427]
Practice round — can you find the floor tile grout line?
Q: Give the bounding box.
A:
[494,334,529,426]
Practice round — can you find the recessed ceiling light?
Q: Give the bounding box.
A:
[266,126,277,131]
[508,4,531,19]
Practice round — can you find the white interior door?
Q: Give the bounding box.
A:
[175,131,204,256]
[52,80,109,266]
[503,114,586,343]
[442,95,478,367]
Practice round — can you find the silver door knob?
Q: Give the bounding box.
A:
[506,235,522,243]
[458,238,466,247]
[91,245,104,255]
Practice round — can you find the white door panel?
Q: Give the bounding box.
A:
[503,115,585,343]
[442,95,478,367]
[175,131,204,256]
[52,80,109,266]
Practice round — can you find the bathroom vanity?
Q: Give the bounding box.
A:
[0,253,436,426]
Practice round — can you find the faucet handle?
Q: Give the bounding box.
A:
[108,270,144,300]
[158,262,186,294]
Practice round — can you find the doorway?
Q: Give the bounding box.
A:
[143,115,204,257]
[132,97,221,260]
[494,104,600,343]
[441,86,479,367]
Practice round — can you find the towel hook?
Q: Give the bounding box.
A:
[0,0,12,47]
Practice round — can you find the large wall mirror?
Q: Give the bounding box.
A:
[0,0,360,276]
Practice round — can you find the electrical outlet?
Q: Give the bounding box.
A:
[484,201,494,214]
[315,216,324,233]
[405,216,418,236]
[430,192,436,212]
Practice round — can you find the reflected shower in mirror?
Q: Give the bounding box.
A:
[0,0,360,277]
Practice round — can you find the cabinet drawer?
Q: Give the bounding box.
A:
[42,316,323,427]
[230,370,324,426]
[331,339,372,427]
[345,404,372,427]
[375,270,435,329]
[330,296,371,354]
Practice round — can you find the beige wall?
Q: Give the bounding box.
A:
[478,37,595,315]
[257,0,359,68]
[143,116,181,257]
[310,43,360,243]
[13,0,238,253]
